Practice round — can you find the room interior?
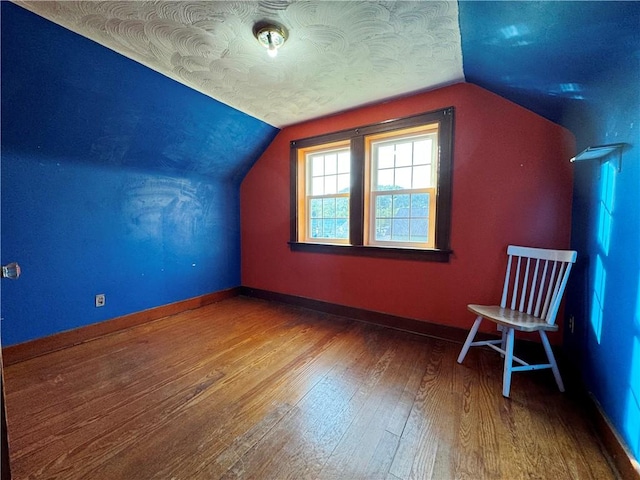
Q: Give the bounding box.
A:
[1,0,638,478]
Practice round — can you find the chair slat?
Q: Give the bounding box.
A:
[546,262,568,324]
[511,256,522,310]
[518,257,532,312]
[526,258,541,315]
[501,254,514,308]
[541,260,558,320]
[534,260,549,317]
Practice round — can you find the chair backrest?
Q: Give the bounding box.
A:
[500,245,577,325]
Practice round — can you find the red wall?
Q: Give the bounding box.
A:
[241,83,574,339]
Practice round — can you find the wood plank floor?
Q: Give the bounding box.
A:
[3,297,618,479]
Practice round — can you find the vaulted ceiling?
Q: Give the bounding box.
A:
[13,1,639,129]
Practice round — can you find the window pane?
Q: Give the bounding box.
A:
[336,197,349,218]
[376,194,393,219]
[337,152,350,173]
[324,175,337,194]
[336,218,349,239]
[337,173,350,193]
[312,177,324,195]
[392,218,410,241]
[375,218,391,240]
[395,167,412,189]
[310,219,322,238]
[395,143,412,167]
[411,193,429,217]
[324,154,337,175]
[378,145,395,169]
[393,194,410,217]
[323,198,336,218]
[310,198,323,218]
[412,165,430,189]
[322,219,335,238]
[376,169,394,189]
[413,139,431,165]
[410,218,428,242]
[311,156,324,176]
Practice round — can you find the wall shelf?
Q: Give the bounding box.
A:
[570,143,626,172]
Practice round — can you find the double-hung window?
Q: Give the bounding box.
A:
[299,141,351,243]
[366,125,439,249]
[291,107,454,261]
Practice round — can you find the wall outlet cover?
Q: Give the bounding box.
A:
[95,294,106,307]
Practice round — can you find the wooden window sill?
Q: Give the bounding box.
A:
[288,242,452,262]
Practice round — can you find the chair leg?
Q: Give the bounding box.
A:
[457,316,483,364]
[500,326,507,358]
[540,330,565,392]
[502,328,515,397]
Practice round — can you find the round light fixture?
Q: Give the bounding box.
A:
[253,22,287,58]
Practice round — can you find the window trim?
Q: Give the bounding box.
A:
[289,107,454,262]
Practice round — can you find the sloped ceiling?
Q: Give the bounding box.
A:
[458,1,640,125]
[10,1,639,129]
[13,0,464,128]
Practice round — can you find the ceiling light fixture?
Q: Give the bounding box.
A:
[254,22,287,58]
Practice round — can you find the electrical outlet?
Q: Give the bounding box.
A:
[95,294,106,308]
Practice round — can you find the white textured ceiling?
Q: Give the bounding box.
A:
[14,1,464,127]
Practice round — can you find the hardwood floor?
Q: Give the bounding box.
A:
[3,297,618,479]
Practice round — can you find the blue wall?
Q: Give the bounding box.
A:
[0,3,278,346]
[564,57,640,459]
[559,3,640,460]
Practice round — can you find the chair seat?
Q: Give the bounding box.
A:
[467,304,559,333]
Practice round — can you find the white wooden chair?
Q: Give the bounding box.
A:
[457,245,577,397]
